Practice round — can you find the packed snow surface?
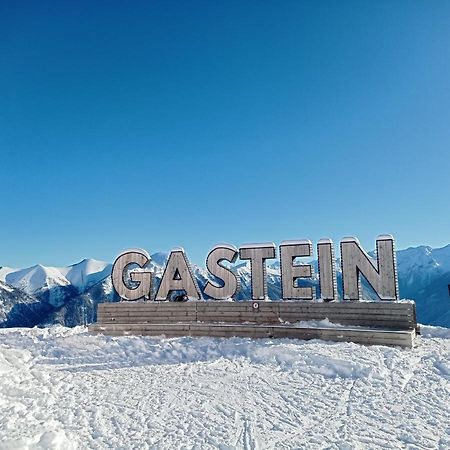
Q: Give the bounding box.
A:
[1,327,450,449]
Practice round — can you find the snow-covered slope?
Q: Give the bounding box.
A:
[396,245,450,326]
[1,326,450,449]
[397,244,450,289]
[58,259,112,292]
[0,266,16,283]
[0,281,46,327]
[2,264,70,295]
[1,259,112,295]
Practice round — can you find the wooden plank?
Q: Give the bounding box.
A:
[99,306,197,312]
[97,302,415,328]
[89,323,414,347]
[99,301,414,314]
[191,323,271,332]
[98,301,197,307]
[98,312,196,317]
[102,331,190,337]
[269,326,414,346]
[277,302,413,310]
[276,303,413,312]
[99,304,197,311]
[277,304,413,313]
[98,311,197,318]
[278,321,413,330]
[278,318,414,326]
[92,300,417,347]
[190,329,273,338]
[97,310,197,316]
[99,300,413,309]
[276,308,413,317]
[200,302,268,307]
[97,317,197,323]
[100,302,407,312]
[97,305,415,329]
[285,310,409,317]
[196,314,279,319]
[98,316,197,322]
[98,318,197,324]
[98,308,198,314]
[278,312,413,320]
[90,323,191,332]
[99,307,414,318]
[277,314,413,323]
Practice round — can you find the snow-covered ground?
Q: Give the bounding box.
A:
[1,327,450,450]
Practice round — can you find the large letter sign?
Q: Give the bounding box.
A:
[340,235,398,301]
[111,234,400,302]
[239,243,276,300]
[280,240,314,300]
[203,244,239,300]
[317,239,337,301]
[155,248,201,301]
[111,249,152,301]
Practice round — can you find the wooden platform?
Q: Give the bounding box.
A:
[89,301,417,348]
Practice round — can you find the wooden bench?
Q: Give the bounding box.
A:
[89,301,418,348]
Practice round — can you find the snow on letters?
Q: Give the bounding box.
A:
[111,235,399,302]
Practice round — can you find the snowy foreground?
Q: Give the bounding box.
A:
[1,328,450,450]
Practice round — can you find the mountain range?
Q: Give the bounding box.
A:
[1,244,449,328]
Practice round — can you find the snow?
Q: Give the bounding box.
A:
[3,265,70,295]
[340,237,360,243]
[280,239,312,246]
[290,318,359,328]
[1,259,112,296]
[116,248,151,259]
[419,325,450,339]
[0,280,14,293]
[239,242,276,249]
[208,243,239,253]
[1,327,450,449]
[0,267,16,283]
[58,259,111,291]
[377,234,394,241]
[397,244,450,276]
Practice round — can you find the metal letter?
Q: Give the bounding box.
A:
[239,243,276,300]
[155,248,201,301]
[280,240,314,300]
[204,244,240,299]
[111,250,152,301]
[341,235,399,301]
[317,239,337,301]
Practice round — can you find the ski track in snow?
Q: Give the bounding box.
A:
[1,326,450,449]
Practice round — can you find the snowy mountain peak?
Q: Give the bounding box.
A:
[397,245,450,274]
[0,258,113,296]
[150,252,169,267]
[4,264,70,295]
[59,259,112,291]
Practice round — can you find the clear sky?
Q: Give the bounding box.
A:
[1,1,449,267]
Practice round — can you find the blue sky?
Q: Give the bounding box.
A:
[1,1,449,267]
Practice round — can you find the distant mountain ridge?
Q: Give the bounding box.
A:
[1,243,449,328]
